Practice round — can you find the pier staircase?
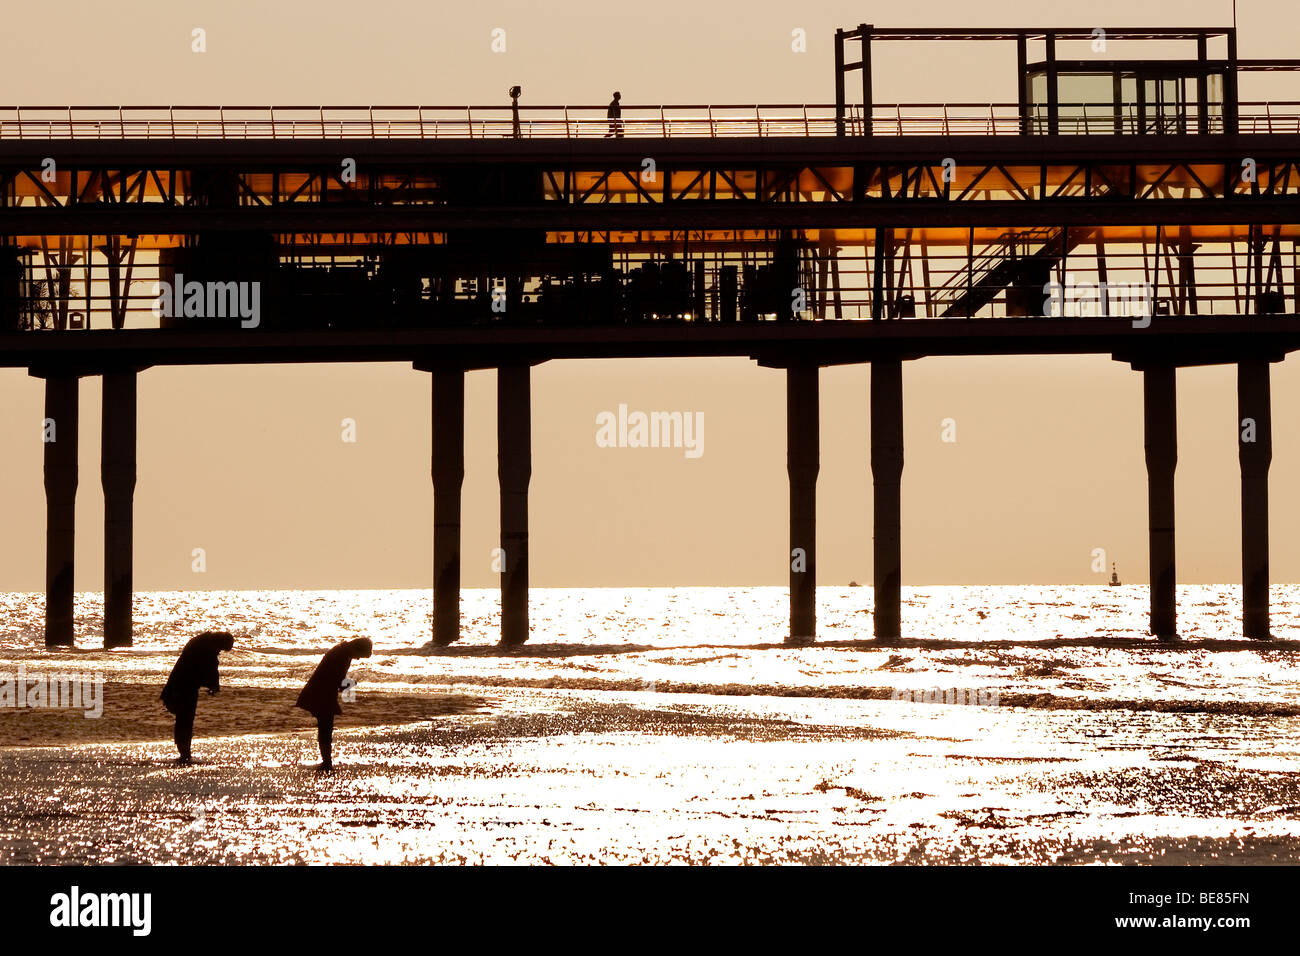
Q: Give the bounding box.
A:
[933,226,1091,318]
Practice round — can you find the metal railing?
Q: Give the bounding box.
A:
[9,239,1293,331]
[1,102,1298,140]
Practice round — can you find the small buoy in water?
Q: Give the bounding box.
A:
[976,610,987,620]
[1108,563,1122,587]
[848,580,860,587]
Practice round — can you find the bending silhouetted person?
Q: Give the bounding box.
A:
[160,631,235,764]
[296,638,373,771]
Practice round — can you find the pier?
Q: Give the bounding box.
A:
[4,25,1300,646]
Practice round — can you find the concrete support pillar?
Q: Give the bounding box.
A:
[431,368,465,646]
[498,364,531,646]
[1238,359,1272,639]
[871,357,904,640]
[101,369,137,648]
[1143,365,1178,640]
[787,365,819,643]
[41,373,79,647]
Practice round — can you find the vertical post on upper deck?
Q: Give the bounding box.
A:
[1238,358,1272,639]
[859,24,873,137]
[431,367,465,646]
[1196,33,1209,135]
[1045,32,1059,136]
[498,364,531,646]
[834,29,846,136]
[1143,364,1177,640]
[102,367,137,648]
[1016,33,1029,134]
[787,365,819,644]
[1224,28,1239,135]
[36,371,79,647]
[871,356,903,640]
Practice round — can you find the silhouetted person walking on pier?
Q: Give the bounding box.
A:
[296,638,373,771]
[160,631,234,764]
[509,85,522,138]
[606,91,623,138]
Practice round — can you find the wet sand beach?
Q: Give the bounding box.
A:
[0,681,483,748]
[2,586,1299,864]
[1,681,1299,865]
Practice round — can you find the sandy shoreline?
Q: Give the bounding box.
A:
[0,686,1294,868]
[3,601,1300,864]
[0,683,1297,864]
[0,681,486,748]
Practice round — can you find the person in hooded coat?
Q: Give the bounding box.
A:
[160,631,235,763]
[295,638,373,770]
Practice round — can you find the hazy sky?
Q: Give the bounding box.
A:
[2,0,1298,590]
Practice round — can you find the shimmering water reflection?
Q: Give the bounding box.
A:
[0,586,1297,864]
